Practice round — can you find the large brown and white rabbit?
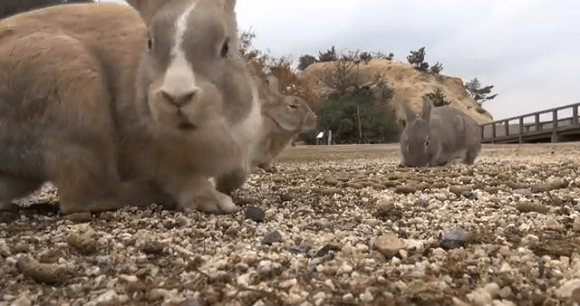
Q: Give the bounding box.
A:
[0,0,262,214]
[399,96,481,167]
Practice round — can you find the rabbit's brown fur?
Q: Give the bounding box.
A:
[251,65,317,172]
[0,0,261,214]
[215,62,317,193]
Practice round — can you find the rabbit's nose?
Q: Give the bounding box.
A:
[160,88,198,108]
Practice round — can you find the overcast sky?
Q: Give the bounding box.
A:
[101,0,579,121]
[235,0,580,121]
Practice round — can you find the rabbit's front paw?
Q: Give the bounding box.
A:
[257,162,277,173]
[213,192,239,214]
[177,177,240,214]
[215,168,248,195]
[185,192,239,214]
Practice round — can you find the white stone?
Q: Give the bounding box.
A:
[499,286,512,298]
[359,290,374,303]
[452,297,472,306]
[96,290,129,305]
[342,293,354,303]
[556,279,580,299]
[466,287,492,306]
[340,262,353,274]
[279,278,297,289]
[492,300,516,306]
[312,292,326,300]
[484,282,500,298]
[117,274,138,284]
[499,262,512,273]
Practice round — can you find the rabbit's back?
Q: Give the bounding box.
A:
[0,3,147,129]
[0,3,146,176]
[431,106,481,162]
[0,3,154,213]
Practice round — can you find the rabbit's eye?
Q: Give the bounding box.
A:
[288,104,299,109]
[220,39,230,58]
[147,36,154,51]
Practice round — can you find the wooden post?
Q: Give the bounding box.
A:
[553,110,558,129]
[519,117,524,143]
[573,105,578,126]
[535,114,540,131]
[492,123,496,141]
[504,120,509,137]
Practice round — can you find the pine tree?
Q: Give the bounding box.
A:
[465,78,498,104]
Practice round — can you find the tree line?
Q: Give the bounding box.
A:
[298,45,497,105]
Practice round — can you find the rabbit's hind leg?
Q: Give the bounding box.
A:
[51,144,129,214]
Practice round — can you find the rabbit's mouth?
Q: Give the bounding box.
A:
[176,111,197,131]
[178,122,197,131]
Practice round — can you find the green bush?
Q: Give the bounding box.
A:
[316,88,400,144]
[298,54,317,71]
[425,88,450,107]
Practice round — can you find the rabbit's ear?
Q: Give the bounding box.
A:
[222,0,236,11]
[247,60,263,78]
[421,96,433,122]
[403,101,416,124]
[264,75,279,93]
[125,0,169,24]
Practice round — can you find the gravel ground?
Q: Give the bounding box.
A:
[2,143,580,306]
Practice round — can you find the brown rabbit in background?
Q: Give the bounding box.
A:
[214,61,317,193]
[399,96,481,167]
[0,0,262,214]
[253,73,318,172]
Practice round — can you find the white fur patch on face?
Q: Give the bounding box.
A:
[160,3,199,99]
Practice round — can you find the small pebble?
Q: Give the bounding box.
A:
[373,234,405,257]
[262,231,283,245]
[439,229,468,250]
[63,212,93,223]
[16,256,70,285]
[316,244,341,257]
[66,224,98,255]
[279,194,294,202]
[359,290,374,303]
[245,206,265,222]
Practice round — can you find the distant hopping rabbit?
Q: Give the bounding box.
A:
[399,96,481,167]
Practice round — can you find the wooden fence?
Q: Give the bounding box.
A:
[480,102,580,144]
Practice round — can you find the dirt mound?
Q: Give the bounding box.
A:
[301,59,494,125]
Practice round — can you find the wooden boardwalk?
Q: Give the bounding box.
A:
[480,102,580,144]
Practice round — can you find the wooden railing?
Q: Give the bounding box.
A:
[480,102,580,143]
